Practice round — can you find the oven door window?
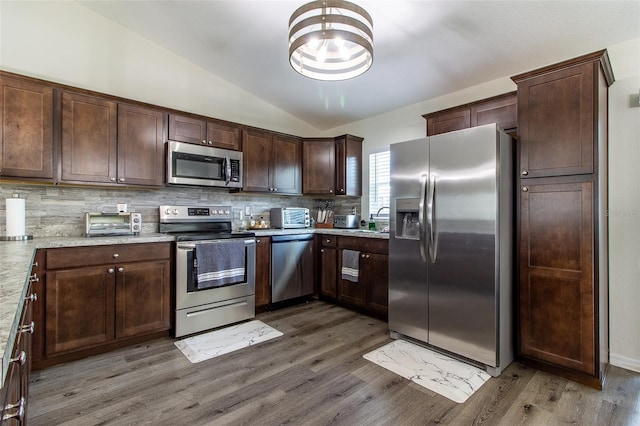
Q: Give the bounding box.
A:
[186,250,247,292]
[173,152,225,181]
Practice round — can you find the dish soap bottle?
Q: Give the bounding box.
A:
[368,214,376,230]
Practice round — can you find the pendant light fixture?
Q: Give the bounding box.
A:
[288,0,373,81]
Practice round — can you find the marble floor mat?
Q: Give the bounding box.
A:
[363,339,491,403]
[174,320,283,363]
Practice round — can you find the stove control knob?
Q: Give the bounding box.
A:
[224,209,230,215]
[164,208,171,215]
[217,209,223,215]
[173,209,179,215]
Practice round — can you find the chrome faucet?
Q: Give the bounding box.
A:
[376,206,390,217]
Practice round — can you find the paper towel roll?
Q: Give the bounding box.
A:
[6,197,26,237]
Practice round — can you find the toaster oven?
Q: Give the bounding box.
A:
[270,208,310,229]
[85,212,142,237]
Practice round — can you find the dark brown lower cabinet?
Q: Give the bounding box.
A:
[336,236,389,317]
[518,179,606,384]
[255,237,271,308]
[318,235,338,299]
[36,243,171,367]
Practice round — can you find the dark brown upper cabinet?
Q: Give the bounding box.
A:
[335,134,363,196]
[61,92,118,184]
[512,52,613,179]
[242,129,301,195]
[423,92,517,137]
[168,113,241,151]
[117,103,165,187]
[302,138,335,196]
[61,92,165,187]
[0,75,54,180]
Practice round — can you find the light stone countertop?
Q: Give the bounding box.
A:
[0,229,387,386]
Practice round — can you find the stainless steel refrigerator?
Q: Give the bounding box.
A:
[388,123,513,376]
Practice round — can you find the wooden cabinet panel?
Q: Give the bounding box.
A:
[243,130,301,194]
[169,114,241,150]
[117,104,165,187]
[61,92,117,184]
[255,237,271,307]
[424,92,517,137]
[45,266,116,355]
[366,252,389,315]
[272,135,302,195]
[519,181,594,374]
[319,235,338,299]
[206,121,241,151]
[516,62,595,178]
[115,260,171,338]
[0,76,53,179]
[337,237,389,315]
[303,138,335,195]
[243,129,272,192]
[168,114,206,145]
[470,92,517,131]
[335,135,363,196]
[426,108,470,136]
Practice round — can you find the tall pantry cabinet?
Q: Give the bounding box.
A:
[511,50,614,389]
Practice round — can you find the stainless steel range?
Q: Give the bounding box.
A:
[159,205,256,337]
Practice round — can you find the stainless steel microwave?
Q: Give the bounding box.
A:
[167,140,242,188]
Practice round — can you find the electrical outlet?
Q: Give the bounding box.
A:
[117,203,127,213]
[245,205,251,216]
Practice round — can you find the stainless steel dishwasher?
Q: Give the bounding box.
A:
[271,234,314,304]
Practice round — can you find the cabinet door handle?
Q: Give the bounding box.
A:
[522,187,529,192]
[10,351,26,366]
[256,239,261,243]
[202,140,207,144]
[208,141,213,145]
[110,177,116,182]
[33,261,39,268]
[2,397,25,422]
[118,267,124,273]
[20,321,35,334]
[113,253,120,258]
[521,170,529,176]
[108,268,115,274]
[29,273,39,283]
[329,189,333,193]
[26,293,37,303]
[119,178,125,182]
[320,248,325,253]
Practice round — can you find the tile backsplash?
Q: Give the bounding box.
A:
[0,183,361,237]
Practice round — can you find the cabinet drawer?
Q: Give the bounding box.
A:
[320,235,337,248]
[46,243,171,270]
[338,237,388,254]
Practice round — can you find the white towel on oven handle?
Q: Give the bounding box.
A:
[195,240,246,289]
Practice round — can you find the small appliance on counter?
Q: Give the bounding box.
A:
[334,214,359,229]
[270,207,310,229]
[85,212,142,237]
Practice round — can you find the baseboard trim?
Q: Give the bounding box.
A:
[610,353,640,373]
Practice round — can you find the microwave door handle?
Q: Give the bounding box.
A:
[224,155,231,185]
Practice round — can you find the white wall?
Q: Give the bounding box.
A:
[2,1,639,373]
[0,1,319,136]
[605,38,640,373]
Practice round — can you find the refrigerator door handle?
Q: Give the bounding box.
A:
[418,174,428,262]
[427,175,437,263]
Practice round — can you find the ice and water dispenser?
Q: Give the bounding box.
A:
[395,198,420,239]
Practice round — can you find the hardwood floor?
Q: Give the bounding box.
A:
[29,301,640,425]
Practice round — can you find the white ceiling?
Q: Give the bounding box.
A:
[79,1,640,131]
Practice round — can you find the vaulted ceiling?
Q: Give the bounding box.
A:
[79,1,640,130]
